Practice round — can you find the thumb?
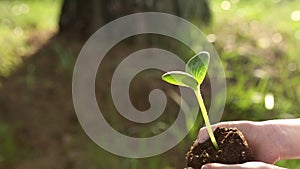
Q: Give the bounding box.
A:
[201,162,287,169]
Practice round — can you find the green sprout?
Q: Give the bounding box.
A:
[161,51,219,150]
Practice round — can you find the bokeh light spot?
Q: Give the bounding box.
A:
[221,1,231,10]
[257,38,270,49]
[291,10,300,21]
[265,93,274,110]
[295,30,300,40]
[272,33,282,43]
[13,27,23,36]
[288,62,297,72]
[207,34,216,43]
[252,92,263,103]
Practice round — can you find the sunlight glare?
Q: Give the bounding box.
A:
[291,10,300,21]
[207,34,216,43]
[221,1,231,10]
[265,93,274,110]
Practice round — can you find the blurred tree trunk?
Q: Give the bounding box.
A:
[59,0,211,39]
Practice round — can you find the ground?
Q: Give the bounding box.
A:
[0,32,189,169]
[0,33,85,169]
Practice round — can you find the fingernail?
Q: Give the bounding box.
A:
[201,165,209,169]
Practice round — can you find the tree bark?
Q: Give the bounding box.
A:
[59,0,211,39]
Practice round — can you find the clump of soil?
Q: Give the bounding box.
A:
[186,127,254,169]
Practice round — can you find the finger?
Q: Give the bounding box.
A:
[202,162,287,169]
[196,121,281,164]
[197,124,217,144]
[197,121,255,143]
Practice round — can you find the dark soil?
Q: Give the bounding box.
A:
[186,127,254,169]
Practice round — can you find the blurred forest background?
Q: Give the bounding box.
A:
[0,0,300,168]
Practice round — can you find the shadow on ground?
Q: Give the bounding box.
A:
[0,32,193,169]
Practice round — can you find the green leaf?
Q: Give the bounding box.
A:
[186,51,210,84]
[161,71,198,89]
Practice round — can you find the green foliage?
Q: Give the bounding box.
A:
[54,44,75,78]
[206,0,300,122]
[161,51,210,89]
[276,159,300,169]
[0,0,61,166]
[0,122,18,164]
[162,71,198,89]
[186,51,210,84]
[206,0,300,167]
[0,0,62,78]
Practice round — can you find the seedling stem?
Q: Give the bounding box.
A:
[161,51,220,150]
[194,86,219,150]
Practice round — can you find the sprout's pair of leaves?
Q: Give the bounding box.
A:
[161,71,198,89]
[162,51,210,89]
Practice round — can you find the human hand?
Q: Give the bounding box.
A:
[185,119,300,169]
[195,121,282,164]
[200,161,286,169]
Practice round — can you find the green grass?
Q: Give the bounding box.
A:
[0,0,62,77]
[277,159,300,169]
[207,0,300,167]
[206,0,300,119]
[0,121,18,164]
[0,0,61,166]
